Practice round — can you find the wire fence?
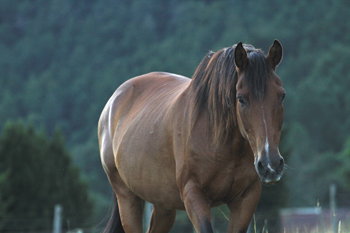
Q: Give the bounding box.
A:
[1,207,350,233]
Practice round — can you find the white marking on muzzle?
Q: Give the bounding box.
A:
[262,110,269,157]
[262,107,275,172]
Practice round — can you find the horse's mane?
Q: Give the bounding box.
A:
[190,44,271,143]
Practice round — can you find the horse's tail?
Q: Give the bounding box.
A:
[103,195,125,233]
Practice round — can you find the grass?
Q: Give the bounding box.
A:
[252,220,350,233]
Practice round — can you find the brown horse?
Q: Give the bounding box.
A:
[98,40,285,233]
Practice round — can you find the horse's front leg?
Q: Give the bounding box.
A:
[182,180,214,233]
[227,180,261,233]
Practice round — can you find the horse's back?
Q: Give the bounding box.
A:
[99,72,189,135]
[99,72,190,209]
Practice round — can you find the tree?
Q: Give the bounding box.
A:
[0,121,93,232]
[305,137,350,208]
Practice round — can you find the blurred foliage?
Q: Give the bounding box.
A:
[0,122,93,232]
[1,0,350,230]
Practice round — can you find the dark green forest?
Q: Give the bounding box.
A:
[1,0,350,231]
[0,122,93,232]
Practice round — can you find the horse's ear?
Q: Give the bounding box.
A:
[267,40,283,70]
[234,42,248,70]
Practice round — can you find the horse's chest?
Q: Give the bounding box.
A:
[200,163,257,205]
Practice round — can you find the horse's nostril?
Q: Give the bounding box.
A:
[257,161,266,175]
[277,158,284,173]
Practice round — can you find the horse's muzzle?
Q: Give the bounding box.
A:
[255,157,284,185]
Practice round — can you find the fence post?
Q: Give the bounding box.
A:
[53,204,62,233]
[330,184,337,233]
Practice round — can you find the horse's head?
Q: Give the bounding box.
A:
[234,40,285,185]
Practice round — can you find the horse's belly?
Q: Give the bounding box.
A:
[118,151,184,209]
[114,122,185,210]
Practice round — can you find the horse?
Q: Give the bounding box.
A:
[98,40,285,233]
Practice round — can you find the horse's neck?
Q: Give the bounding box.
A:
[189,109,250,156]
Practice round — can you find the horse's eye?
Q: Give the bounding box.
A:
[237,96,246,107]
